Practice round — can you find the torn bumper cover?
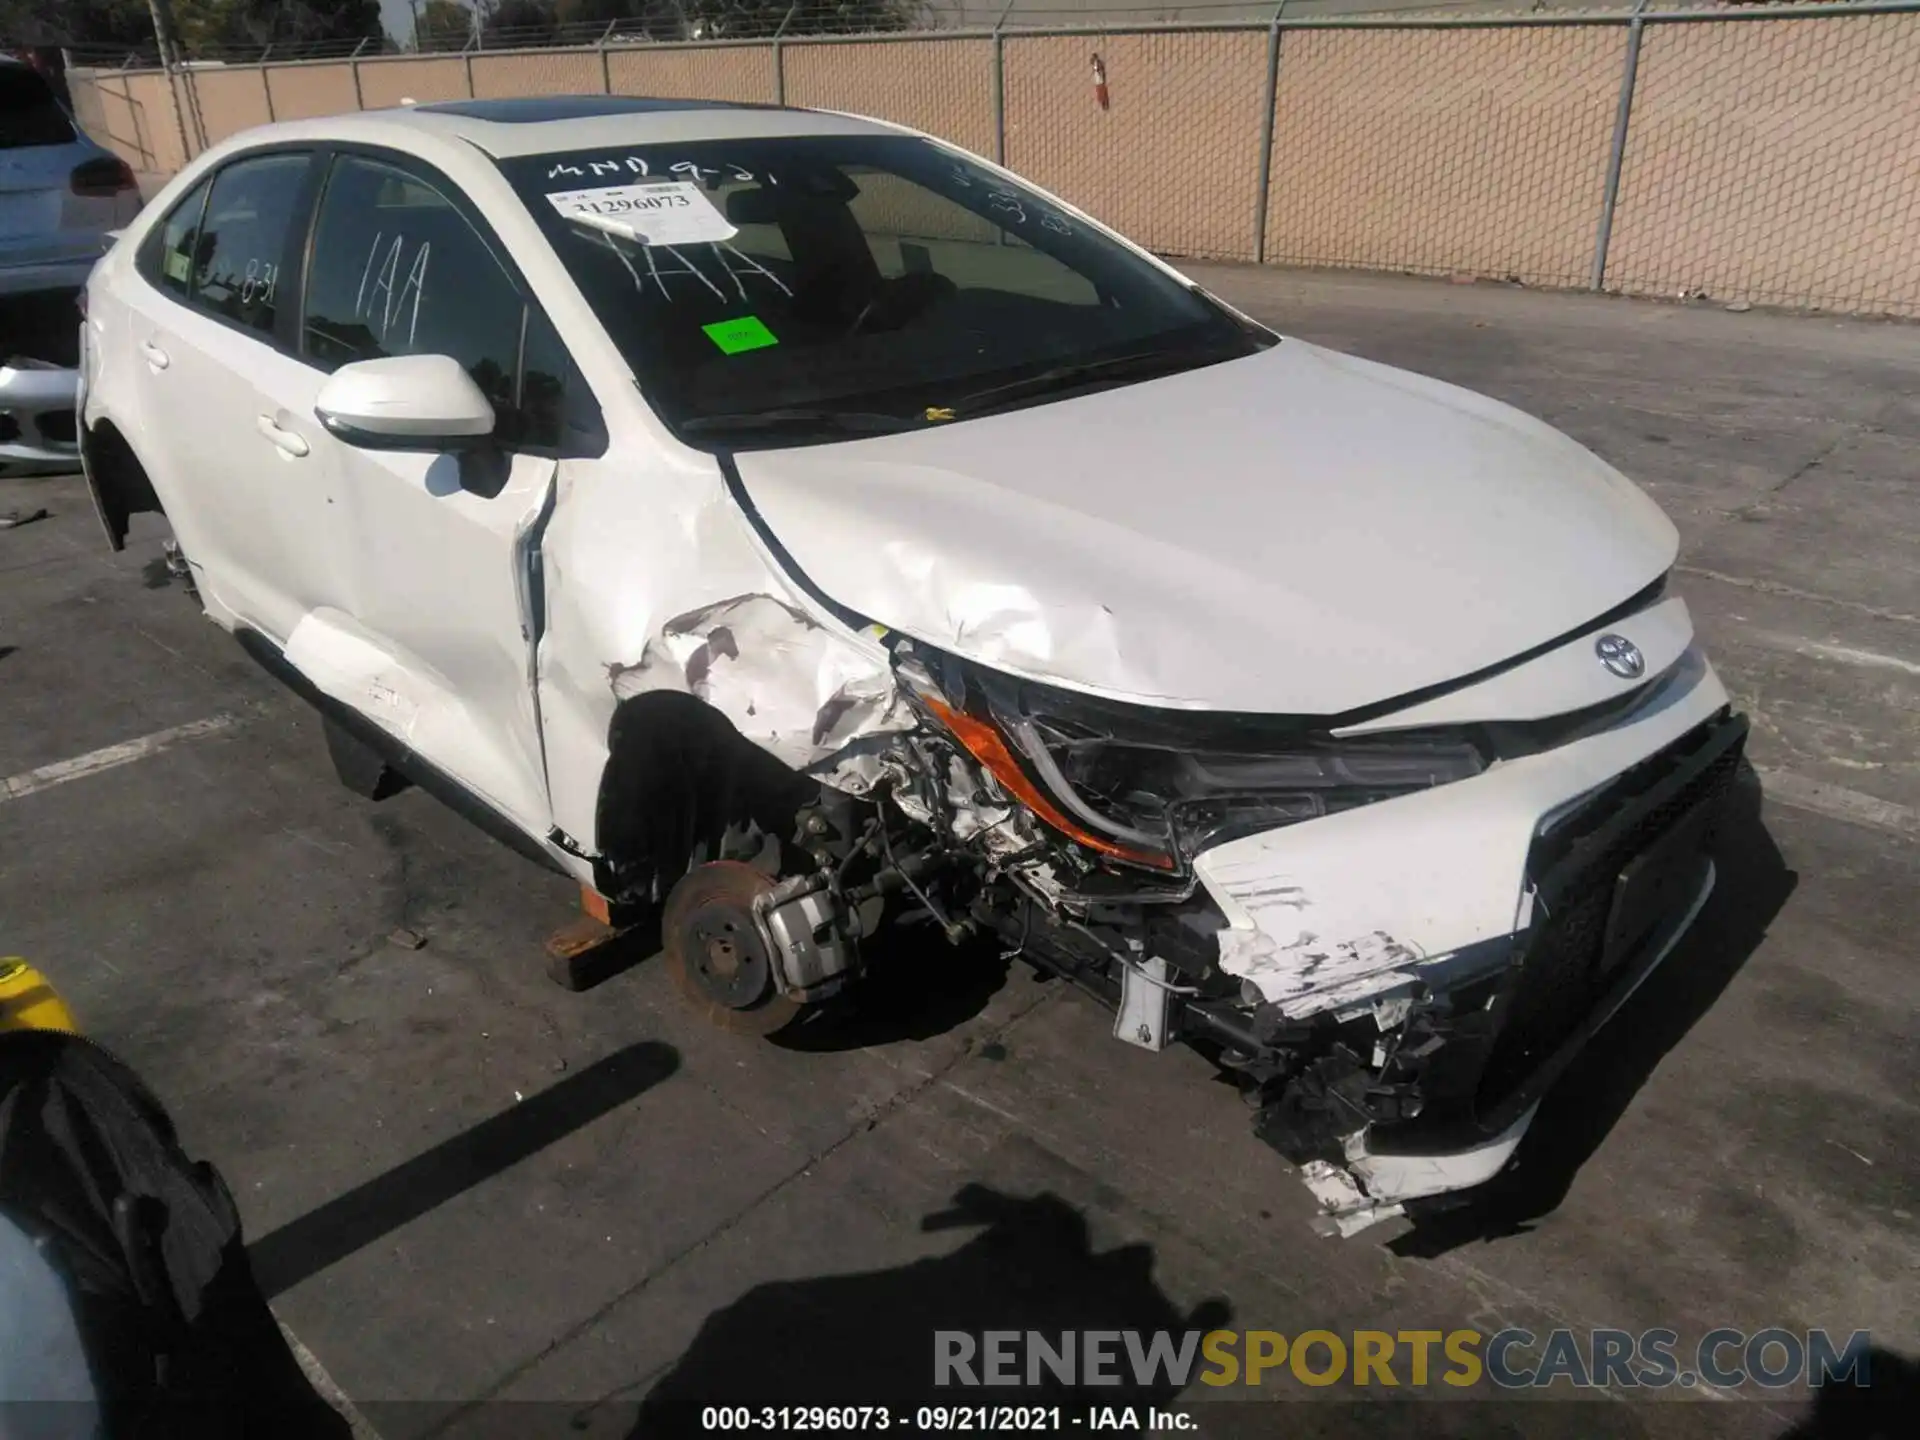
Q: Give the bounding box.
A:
[0,360,79,477]
[1193,659,1744,1234]
[892,635,1742,1235]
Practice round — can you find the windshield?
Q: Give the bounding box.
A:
[500,133,1268,447]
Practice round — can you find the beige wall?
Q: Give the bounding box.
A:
[1006,30,1270,261]
[266,64,363,122]
[184,65,274,146]
[1265,26,1624,287]
[785,38,995,155]
[354,55,472,109]
[472,49,604,98]
[1607,15,1920,315]
[66,70,154,172]
[64,14,1920,317]
[607,45,776,104]
[88,69,193,174]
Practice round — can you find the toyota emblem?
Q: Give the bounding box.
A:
[1595,633,1645,679]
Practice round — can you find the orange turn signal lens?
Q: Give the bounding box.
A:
[922,695,1176,871]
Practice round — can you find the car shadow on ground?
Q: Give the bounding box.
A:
[1774,1346,1918,1440]
[598,1185,1700,1440]
[620,1182,1228,1436]
[1392,763,1796,1257]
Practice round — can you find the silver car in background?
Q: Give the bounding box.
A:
[1,56,141,476]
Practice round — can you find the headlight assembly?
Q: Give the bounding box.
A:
[910,657,1485,872]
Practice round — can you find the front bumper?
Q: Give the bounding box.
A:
[1189,648,1743,1232]
[0,361,80,477]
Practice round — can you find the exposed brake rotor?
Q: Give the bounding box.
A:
[662,861,803,1036]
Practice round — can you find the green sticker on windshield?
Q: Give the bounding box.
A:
[703,315,778,356]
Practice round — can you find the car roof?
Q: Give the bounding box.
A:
[273,96,906,163]
[412,95,764,124]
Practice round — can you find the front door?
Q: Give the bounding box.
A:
[286,150,565,837]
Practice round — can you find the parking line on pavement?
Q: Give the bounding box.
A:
[1755,632,1920,677]
[278,1319,381,1440]
[0,715,237,803]
[1758,766,1920,841]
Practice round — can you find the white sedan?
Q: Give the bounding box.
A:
[79,96,1746,1235]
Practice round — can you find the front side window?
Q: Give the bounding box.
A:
[302,154,540,444]
[189,152,309,336]
[500,134,1266,447]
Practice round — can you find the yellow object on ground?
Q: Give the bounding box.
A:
[0,957,78,1033]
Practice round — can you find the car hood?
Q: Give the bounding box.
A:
[730,338,1677,716]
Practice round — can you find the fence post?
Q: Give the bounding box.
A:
[181,67,209,157]
[1251,0,1288,265]
[772,3,797,106]
[260,46,275,122]
[1591,0,1649,292]
[350,36,369,112]
[599,19,617,94]
[462,28,476,97]
[991,0,1017,167]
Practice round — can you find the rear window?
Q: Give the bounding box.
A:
[0,64,75,150]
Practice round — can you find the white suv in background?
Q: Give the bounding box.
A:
[78,97,1747,1235]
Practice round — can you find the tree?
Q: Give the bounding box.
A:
[664,0,921,39]
[472,0,922,46]
[0,0,383,54]
[413,0,474,50]
[0,0,154,50]
[170,0,384,52]
[477,0,558,45]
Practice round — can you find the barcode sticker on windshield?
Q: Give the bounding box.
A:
[546,181,738,247]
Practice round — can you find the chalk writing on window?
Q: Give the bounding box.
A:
[240,257,279,306]
[355,232,430,347]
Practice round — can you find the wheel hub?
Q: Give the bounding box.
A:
[662,861,803,1036]
[684,902,772,1009]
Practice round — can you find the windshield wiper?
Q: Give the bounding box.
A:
[679,408,924,438]
[947,343,1249,417]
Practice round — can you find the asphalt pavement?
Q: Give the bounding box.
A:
[1,267,1914,1439]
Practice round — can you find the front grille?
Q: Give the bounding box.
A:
[35,409,75,445]
[1475,714,1746,1109]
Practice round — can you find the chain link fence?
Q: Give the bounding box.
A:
[63,3,1920,316]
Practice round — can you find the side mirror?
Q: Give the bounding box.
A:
[314,354,495,451]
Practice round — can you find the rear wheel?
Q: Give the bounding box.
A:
[662,861,803,1036]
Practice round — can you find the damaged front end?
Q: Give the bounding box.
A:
[626,612,1745,1236]
[890,650,1744,1232]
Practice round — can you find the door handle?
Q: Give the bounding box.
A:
[256,414,310,458]
[140,341,169,370]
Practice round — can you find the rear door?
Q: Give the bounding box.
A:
[282,149,576,836]
[121,149,346,641]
